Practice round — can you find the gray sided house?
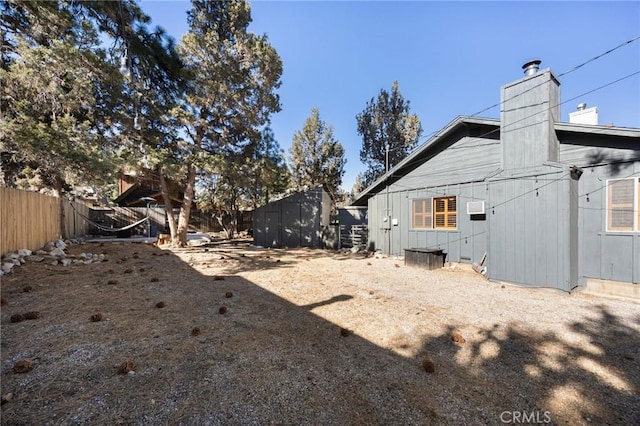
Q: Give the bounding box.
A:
[353,61,640,294]
[253,186,332,248]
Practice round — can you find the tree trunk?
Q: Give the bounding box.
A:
[176,164,196,246]
[159,168,178,245]
[52,179,66,240]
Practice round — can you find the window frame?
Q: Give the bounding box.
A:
[606,177,639,233]
[433,195,457,230]
[411,198,433,230]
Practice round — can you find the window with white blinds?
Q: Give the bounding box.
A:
[606,178,639,232]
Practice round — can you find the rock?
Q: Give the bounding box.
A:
[90,313,103,322]
[13,359,33,373]
[26,255,45,263]
[1,392,13,405]
[49,247,66,257]
[17,249,32,257]
[55,240,67,250]
[61,259,73,267]
[191,327,201,336]
[350,246,360,254]
[2,253,19,261]
[155,301,166,308]
[219,306,227,314]
[50,260,59,266]
[225,292,233,298]
[43,242,55,251]
[2,263,14,273]
[340,327,351,337]
[35,250,49,256]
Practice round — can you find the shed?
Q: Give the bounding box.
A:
[253,186,332,248]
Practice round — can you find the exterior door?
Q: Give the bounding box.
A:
[265,211,280,247]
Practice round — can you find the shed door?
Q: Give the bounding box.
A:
[282,202,301,247]
[265,211,280,247]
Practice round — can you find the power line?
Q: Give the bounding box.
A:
[376,69,639,181]
[467,35,640,118]
[355,37,639,201]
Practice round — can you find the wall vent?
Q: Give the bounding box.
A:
[467,201,485,215]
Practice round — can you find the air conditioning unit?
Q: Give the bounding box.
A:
[467,201,485,215]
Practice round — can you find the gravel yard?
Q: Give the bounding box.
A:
[1,240,639,425]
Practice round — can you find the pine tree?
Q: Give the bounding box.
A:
[0,0,183,235]
[168,0,282,245]
[356,81,422,188]
[250,123,290,207]
[289,107,346,197]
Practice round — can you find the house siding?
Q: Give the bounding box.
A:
[357,65,639,292]
[561,145,640,284]
[486,167,577,291]
[367,135,500,262]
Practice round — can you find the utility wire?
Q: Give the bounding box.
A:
[401,35,640,150]
[359,38,639,191]
[375,69,639,181]
[468,35,640,118]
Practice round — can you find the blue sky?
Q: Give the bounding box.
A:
[139,0,640,190]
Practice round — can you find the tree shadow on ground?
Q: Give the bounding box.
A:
[3,242,638,425]
[420,305,640,425]
[1,243,441,425]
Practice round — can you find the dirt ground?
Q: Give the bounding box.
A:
[1,240,639,425]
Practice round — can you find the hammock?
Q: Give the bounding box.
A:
[68,201,149,233]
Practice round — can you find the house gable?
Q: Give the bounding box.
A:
[352,117,500,206]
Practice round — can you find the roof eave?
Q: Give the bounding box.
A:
[555,122,640,138]
[351,116,500,205]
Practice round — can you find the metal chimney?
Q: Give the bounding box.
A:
[577,102,587,111]
[522,60,542,76]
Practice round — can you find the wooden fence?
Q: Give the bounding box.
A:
[1,187,255,254]
[0,187,90,254]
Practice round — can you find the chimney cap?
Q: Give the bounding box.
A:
[577,102,587,111]
[522,60,542,76]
